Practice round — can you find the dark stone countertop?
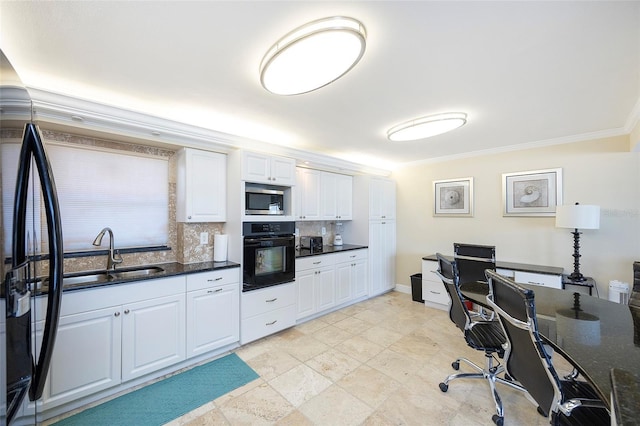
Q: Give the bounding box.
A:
[296,244,368,258]
[422,253,564,276]
[611,368,640,424]
[36,260,240,295]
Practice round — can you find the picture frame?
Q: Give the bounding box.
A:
[502,168,562,216]
[433,177,473,217]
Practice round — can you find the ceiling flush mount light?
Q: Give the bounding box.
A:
[260,16,367,95]
[387,112,467,142]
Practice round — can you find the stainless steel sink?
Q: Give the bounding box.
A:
[108,266,164,280]
[40,266,166,291]
[63,273,110,285]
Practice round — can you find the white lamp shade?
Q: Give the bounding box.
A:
[555,204,600,230]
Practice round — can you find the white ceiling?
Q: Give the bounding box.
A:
[1,1,639,171]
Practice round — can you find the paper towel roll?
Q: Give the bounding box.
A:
[213,234,228,262]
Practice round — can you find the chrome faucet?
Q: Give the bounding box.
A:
[92,227,123,271]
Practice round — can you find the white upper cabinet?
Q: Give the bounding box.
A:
[369,177,396,220]
[242,151,296,185]
[334,173,353,220]
[295,168,321,220]
[176,148,226,222]
[296,168,353,221]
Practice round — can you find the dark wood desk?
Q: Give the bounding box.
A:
[461,281,640,409]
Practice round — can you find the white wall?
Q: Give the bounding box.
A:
[393,135,640,298]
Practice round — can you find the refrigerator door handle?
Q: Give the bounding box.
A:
[13,123,64,402]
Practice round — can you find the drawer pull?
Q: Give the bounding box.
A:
[124,309,130,314]
[265,297,278,302]
[313,261,321,265]
[528,281,542,285]
[207,277,223,282]
[207,288,223,293]
[114,312,120,317]
[350,255,356,258]
[430,291,441,294]
[266,320,278,326]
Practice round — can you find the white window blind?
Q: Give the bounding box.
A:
[44,143,169,251]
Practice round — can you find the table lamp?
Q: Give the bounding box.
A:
[555,202,600,282]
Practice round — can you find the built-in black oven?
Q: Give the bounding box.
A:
[243,221,295,291]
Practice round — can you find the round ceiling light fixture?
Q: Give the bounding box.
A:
[260,16,367,95]
[387,112,467,142]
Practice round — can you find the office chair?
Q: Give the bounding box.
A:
[434,253,525,426]
[453,243,496,285]
[454,243,496,319]
[485,269,610,425]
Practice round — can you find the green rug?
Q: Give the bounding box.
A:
[53,353,258,426]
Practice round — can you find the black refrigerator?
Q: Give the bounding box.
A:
[1,50,64,425]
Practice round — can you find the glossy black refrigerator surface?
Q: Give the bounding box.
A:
[1,50,64,425]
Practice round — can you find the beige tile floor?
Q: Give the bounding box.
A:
[166,291,555,426]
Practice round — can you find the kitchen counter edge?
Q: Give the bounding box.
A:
[38,260,240,295]
[296,244,368,258]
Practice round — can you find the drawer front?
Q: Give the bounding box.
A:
[240,304,296,344]
[241,283,295,318]
[40,276,186,319]
[296,254,335,271]
[186,268,239,292]
[422,260,440,282]
[496,268,514,278]
[513,271,562,289]
[334,249,368,264]
[422,279,450,305]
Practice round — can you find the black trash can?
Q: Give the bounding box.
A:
[410,273,423,303]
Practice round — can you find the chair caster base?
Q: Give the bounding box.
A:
[492,414,504,426]
[439,382,448,392]
[452,361,460,370]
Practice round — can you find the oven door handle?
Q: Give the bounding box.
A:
[244,236,293,245]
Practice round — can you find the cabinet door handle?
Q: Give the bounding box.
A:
[124,309,130,314]
[266,297,278,302]
[266,319,278,326]
[114,311,120,317]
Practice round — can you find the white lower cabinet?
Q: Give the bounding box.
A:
[369,220,396,296]
[38,306,122,409]
[36,270,242,413]
[121,293,186,382]
[421,260,450,311]
[335,249,368,305]
[241,283,296,344]
[186,270,240,358]
[296,249,368,321]
[296,255,336,320]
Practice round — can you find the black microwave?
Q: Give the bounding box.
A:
[245,185,284,215]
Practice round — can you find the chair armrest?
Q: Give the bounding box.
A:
[558,398,608,416]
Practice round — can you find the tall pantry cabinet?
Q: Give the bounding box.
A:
[350,176,396,296]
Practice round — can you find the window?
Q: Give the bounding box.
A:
[2,141,169,254]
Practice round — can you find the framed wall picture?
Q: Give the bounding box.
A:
[433,177,473,217]
[502,168,562,216]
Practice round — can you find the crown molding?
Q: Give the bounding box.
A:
[27,88,392,177]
